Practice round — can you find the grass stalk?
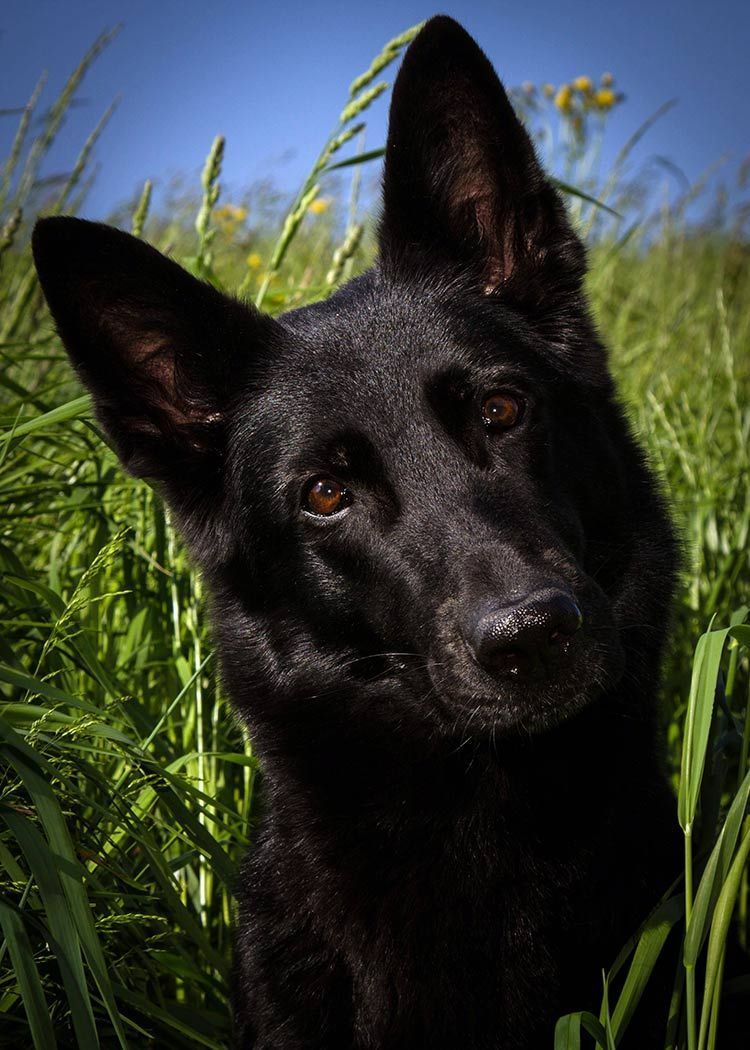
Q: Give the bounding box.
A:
[685,826,698,1050]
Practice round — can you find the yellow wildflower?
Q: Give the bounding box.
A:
[309,198,330,216]
[246,252,262,269]
[215,203,247,225]
[554,84,573,113]
[572,75,592,92]
[541,83,555,99]
[595,88,616,110]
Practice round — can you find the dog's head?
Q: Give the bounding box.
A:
[32,18,675,745]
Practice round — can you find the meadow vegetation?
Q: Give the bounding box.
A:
[0,24,748,1049]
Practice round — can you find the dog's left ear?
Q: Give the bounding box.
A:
[379,16,585,309]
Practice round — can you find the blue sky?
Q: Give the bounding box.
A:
[2,0,748,222]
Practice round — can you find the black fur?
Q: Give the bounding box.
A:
[32,17,681,1048]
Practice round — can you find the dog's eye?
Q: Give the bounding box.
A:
[303,477,352,517]
[481,391,523,430]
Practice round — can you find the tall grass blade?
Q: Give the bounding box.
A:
[554,1010,608,1049]
[0,394,92,444]
[0,718,128,1046]
[685,765,750,965]
[0,897,57,1049]
[0,807,99,1048]
[697,823,750,1050]
[611,894,684,1041]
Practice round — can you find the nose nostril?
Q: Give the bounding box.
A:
[550,604,579,634]
[549,602,583,646]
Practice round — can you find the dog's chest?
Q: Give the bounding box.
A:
[322,823,589,1049]
[352,888,558,1046]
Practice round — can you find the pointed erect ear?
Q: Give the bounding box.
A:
[379,16,586,308]
[32,218,275,489]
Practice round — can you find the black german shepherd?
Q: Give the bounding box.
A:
[32,16,679,1049]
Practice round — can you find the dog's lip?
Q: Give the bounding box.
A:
[425,668,597,736]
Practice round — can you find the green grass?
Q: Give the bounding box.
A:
[0,24,749,1049]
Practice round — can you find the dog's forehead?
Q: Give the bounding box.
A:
[271,274,535,408]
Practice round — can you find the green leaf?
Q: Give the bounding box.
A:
[600,973,617,1050]
[323,147,385,172]
[555,1013,582,1050]
[0,717,128,1046]
[679,621,750,832]
[0,896,57,1049]
[697,823,750,1050]
[0,808,98,1049]
[555,1010,608,1049]
[551,178,621,218]
[612,894,683,1041]
[111,985,226,1048]
[0,395,92,444]
[685,765,750,965]
[0,662,102,714]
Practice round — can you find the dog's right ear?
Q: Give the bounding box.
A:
[32,218,276,493]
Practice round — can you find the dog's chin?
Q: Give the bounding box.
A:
[427,646,624,738]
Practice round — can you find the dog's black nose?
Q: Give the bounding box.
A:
[465,590,583,677]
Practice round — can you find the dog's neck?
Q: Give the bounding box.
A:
[255,683,653,855]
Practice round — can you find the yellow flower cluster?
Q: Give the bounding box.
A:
[214,203,249,242]
[550,72,620,115]
[215,203,248,225]
[308,198,330,216]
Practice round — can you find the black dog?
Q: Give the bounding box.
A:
[33,16,679,1048]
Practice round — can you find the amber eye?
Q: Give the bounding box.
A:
[303,477,351,517]
[481,391,523,430]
